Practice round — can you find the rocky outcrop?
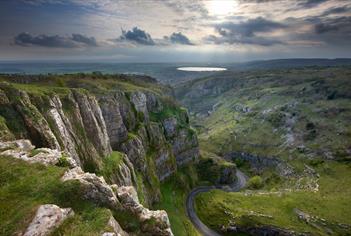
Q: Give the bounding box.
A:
[130,91,149,121]
[14,90,61,150]
[224,152,294,177]
[22,204,74,236]
[62,167,122,210]
[61,168,173,236]
[102,215,129,236]
[0,139,76,167]
[115,186,173,236]
[219,165,236,185]
[105,153,137,187]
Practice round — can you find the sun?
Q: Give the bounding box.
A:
[206,0,238,16]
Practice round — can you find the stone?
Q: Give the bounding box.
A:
[101,215,129,236]
[61,167,122,210]
[0,139,76,167]
[73,90,112,157]
[99,95,128,149]
[130,91,149,121]
[22,204,74,236]
[120,136,146,171]
[115,186,174,236]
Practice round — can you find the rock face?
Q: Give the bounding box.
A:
[219,165,236,185]
[224,151,294,177]
[22,204,74,236]
[99,95,128,149]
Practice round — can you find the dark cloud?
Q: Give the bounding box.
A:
[321,6,349,16]
[314,16,351,34]
[206,17,286,46]
[119,27,155,45]
[71,34,98,46]
[14,32,98,48]
[163,1,208,17]
[297,0,329,8]
[165,32,194,45]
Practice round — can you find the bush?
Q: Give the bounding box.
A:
[247,175,263,189]
[57,154,70,167]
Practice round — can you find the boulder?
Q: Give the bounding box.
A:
[22,204,74,236]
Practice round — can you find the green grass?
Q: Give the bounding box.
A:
[98,151,124,183]
[154,165,200,236]
[0,156,113,236]
[195,161,351,235]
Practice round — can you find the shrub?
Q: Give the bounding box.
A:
[57,154,71,167]
[247,175,263,189]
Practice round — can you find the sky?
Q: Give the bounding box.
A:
[0,0,350,62]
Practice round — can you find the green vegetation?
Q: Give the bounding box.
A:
[178,67,351,160]
[196,151,236,185]
[0,156,113,236]
[175,66,351,235]
[99,151,124,182]
[195,161,351,235]
[247,176,263,189]
[154,165,200,236]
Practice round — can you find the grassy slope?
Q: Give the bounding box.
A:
[0,156,114,236]
[174,67,351,234]
[195,161,351,235]
[183,67,351,160]
[154,165,200,236]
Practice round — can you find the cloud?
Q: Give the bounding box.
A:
[119,27,155,45]
[206,17,286,46]
[14,32,99,48]
[164,32,194,45]
[71,33,98,46]
[321,6,349,16]
[297,0,329,8]
[314,16,351,34]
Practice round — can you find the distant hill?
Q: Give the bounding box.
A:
[229,58,351,71]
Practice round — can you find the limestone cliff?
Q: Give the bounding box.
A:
[0,74,200,235]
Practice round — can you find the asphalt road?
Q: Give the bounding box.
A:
[186,170,248,236]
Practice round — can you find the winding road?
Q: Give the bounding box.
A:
[186,170,248,236]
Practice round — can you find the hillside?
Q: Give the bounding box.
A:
[175,66,351,235]
[0,73,200,236]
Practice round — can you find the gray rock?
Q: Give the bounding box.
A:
[22,204,74,236]
[0,139,76,167]
[102,215,129,236]
[73,90,112,157]
[115,186,174,236]
[130,91,149,121]
[120,136,146,171]
[99,95,128,149]
[61,167,122,210]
